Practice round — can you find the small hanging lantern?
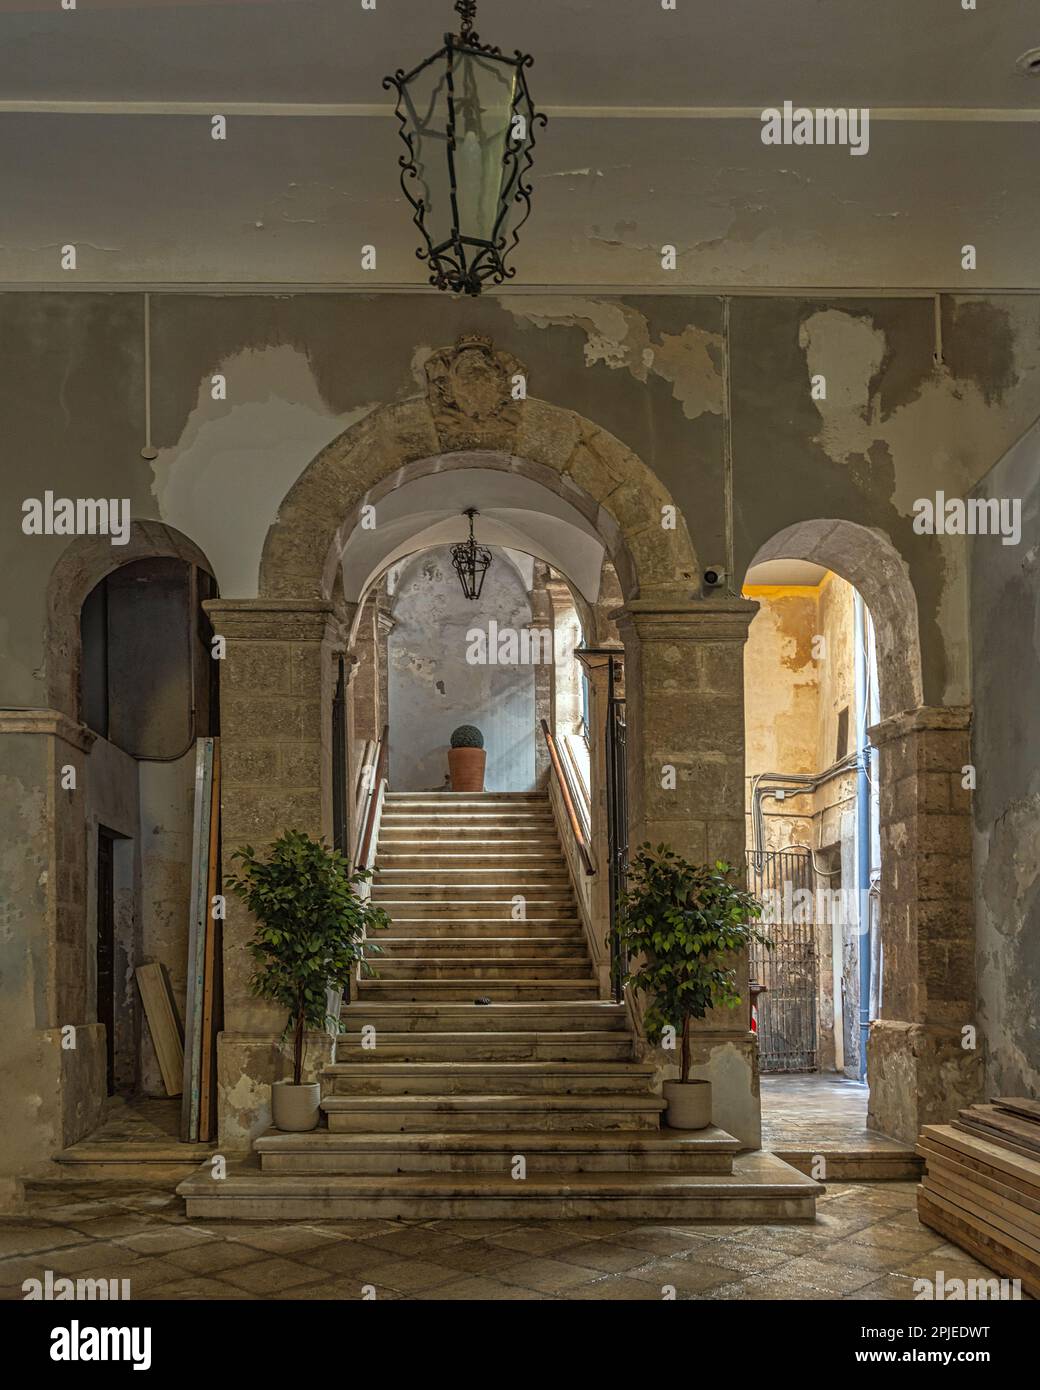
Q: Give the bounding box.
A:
[383,0,547,296]
[451,508,493,600]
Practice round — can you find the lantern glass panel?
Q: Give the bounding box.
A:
[450,50,517,245]
[399,62,454,251]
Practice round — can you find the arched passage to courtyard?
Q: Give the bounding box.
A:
[742,519,978,1145]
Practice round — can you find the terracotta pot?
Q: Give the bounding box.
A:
[449,746,486,792]
[662,1079,712,1130]
[271,1081,321,1132]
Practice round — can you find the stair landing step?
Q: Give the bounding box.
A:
[176,1152,820,1220]
[322,1061,655,1077]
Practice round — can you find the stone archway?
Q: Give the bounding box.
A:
[212,337,764,1149]
[45,520,215,722]
[744,518,979,1143]
[259,334,698,605]
[746,518,923,719]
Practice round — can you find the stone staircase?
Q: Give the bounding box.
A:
[178,791,820,1220]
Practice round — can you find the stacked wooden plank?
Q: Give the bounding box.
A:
[180,737,221,1143]
[917,1097,1040,1297]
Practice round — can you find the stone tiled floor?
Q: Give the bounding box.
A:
[0,1179,1012,1301]
[762,1073,903,1151]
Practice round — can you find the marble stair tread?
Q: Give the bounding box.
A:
[254,1126,741,1154]
[322,1060,656,1078]
[321,1092,664,1110]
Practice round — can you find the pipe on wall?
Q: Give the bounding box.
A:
[853,589,873,1083]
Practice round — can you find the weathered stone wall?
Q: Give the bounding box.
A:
[970,421,1040,1100]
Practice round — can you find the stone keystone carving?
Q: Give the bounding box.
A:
[424,335,527,452]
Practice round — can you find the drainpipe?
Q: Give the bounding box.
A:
[854,590,872,1082]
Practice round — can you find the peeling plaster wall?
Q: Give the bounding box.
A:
[731,295,1040,710]
[387,547,537,794]
[4,291,1040,716]
[971,424,1040,1099]
[743,590,818,852]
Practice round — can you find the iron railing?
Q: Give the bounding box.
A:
[604,653,628,1004]
[747,848,819,1072]
[541,719,595,875]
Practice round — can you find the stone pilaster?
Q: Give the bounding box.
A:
[866,705,981,1143]
[0,710,106,1196]
[204,599,344,1147]
[613,595,762,1147]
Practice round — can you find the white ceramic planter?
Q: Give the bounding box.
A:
[663,1078,712,1130]
[271,1080,321,1132]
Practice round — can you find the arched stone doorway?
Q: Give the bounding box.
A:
[744,520,979,1144]
[209,335,765,1149]
[2,523,219,1179]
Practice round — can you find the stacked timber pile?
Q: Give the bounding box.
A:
[917,1097,1040,1297]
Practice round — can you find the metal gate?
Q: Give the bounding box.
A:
[747,849,818,1072]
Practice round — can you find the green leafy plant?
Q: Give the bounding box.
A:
[226,830,389,1085]
[450,724,484,748]
[616,844,770,1084]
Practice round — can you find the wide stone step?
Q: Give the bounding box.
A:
[321,1061,657,1096]
[255,1127,739,1176]
[339,1002,628,1032]
[377,917,581,934]
[355,980,601,1001]
[321,1092,666,1133]
[378,938,587,959]
[378,818,555,832]
[374,868,571,884]
[177,1152,821,1220]
[379,828,560,843]
[372,881,569,895]
[376,855,564,871]
[377,920,583,939]
[371,958,595,980]
[331,1031,635,1061]
[373,899,578,919]
[384,793,549,803]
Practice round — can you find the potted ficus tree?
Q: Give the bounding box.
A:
[226,829,389,1133]
[448,724,486,791]
[616,844,769,1130]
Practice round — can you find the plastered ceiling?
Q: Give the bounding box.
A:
[1,0,1037,289]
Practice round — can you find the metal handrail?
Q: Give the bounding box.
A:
[541,719,595,876]
[354,723,389,873]
[604,654,628,1004]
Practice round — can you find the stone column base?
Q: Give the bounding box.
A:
[642,1031,761,1150]
[867,1019,983,1145]
[217,1030,336,1150]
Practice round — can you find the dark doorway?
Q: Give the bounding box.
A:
[96,827,117,1095]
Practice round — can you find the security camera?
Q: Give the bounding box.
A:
[703,567,727,589]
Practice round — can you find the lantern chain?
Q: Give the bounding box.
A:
[455,1,478,39]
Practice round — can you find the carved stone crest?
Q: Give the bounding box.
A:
[424,335,526,451]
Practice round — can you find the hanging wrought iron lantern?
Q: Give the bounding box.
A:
[383,0,547,296]
[451,508,493,600]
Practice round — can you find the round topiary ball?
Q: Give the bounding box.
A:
[450,724,484,749]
